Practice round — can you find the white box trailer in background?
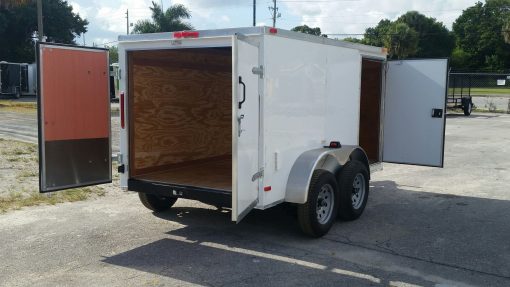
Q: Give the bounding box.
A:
[36,27,448,237]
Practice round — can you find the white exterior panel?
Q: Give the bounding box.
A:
[260,35,362,207]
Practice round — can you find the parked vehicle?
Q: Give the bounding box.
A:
[448,72,474,116]
[36,27,448,237]
[0,61,37,98]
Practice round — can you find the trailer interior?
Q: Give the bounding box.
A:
[359,58,383,164]
[128,48,233,192]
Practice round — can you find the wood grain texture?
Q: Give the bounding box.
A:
[136,156,231,191]
[128,48,232,176]
[359,59,382,163]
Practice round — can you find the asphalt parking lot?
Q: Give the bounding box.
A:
[0,112,509,287]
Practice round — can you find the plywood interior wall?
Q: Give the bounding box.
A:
[129,48,232,176]
[359,59,382,163]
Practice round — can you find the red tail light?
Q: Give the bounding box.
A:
[120,92,125,129]
[173,31,199,39]
[269,28,278,34]
[264,186,272,192]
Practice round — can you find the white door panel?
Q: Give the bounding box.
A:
[232,36,260,222]
[383,59,448,167]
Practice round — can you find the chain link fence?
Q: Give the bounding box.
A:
[449,72,510,113]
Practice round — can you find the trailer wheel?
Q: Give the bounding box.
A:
[297,170,339,237]
[337,160,369,221]
[138,192,177,212]
[463,100,473,116]
[13,88,21,99]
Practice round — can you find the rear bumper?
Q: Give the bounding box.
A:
[128,178,231,208]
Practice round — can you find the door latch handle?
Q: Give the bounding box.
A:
[432,108,443,118]
[238,114,245,137]
[238,76,246,109]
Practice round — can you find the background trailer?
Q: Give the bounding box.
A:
[0,62,37,98]
[36,27,448,237]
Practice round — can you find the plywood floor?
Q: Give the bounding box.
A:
[135,157,232,192]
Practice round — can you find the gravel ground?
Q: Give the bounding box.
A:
[472,96,510,112]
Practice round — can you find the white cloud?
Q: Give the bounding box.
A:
[281,0,480,36]
[67,0,482,47]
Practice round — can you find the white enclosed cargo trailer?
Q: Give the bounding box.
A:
[36,27,448,237]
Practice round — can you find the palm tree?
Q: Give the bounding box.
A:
[132,2,193,34]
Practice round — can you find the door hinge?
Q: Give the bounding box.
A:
[252,66,264,78]
[252,169,264,182]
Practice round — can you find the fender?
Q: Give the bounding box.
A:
[285,145,369,204]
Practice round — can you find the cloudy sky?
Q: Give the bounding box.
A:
[69,0,481,46]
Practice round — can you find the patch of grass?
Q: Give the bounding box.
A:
[0,100,37,113]
[16,170,38,179]
[0,186,106,213]
[449,88,510,97]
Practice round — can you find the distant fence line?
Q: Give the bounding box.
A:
[449,72,510,92]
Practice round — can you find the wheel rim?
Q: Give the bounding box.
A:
[316,184,334,224]
[351,173,366,210]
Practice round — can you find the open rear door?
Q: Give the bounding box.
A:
[232,35,260,222]
[37,43,111,192]
[383,59,448,167]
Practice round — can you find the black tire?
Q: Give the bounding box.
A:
[462,98,473,116]
[138,192,177,212]
[337,160,369,221]
[297,170,339,238]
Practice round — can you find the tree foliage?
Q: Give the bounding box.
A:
[453,0,510,71]
[396,11,455,58]
[0,0,88,63]
[107,45,118,64]
[360,13,452,59]
[383,22,419,59]
[291,25,327,37]
[363,19,392,47]
[133,2,193,34]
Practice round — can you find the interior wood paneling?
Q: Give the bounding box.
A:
[359,59,382,163]
[136,156,231,191]
[128,48,232,177]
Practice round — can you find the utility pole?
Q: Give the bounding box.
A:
[125,9,129,34]
[37,0,44,42]
[253,0,256,26]
[269,0,280,27]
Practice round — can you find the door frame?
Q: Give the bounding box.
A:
[231,34,262,222]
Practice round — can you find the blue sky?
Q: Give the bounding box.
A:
[69,0,480,47]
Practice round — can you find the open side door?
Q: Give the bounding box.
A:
[232,35,260,222]
[383,59,448,167]
[37,43,111,192]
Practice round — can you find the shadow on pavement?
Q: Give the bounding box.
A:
[103,181,510,286]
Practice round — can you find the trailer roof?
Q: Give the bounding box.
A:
[118,26,387,60]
